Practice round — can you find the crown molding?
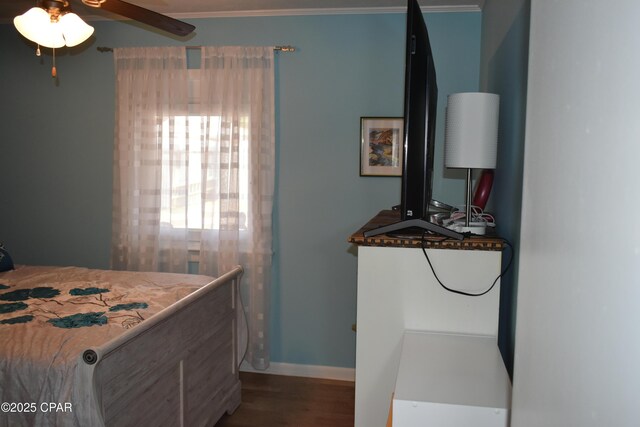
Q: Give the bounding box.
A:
[1,4,480,24]
[168,5,480,19]
[73,5,481,23]
[172,5,482,19]
[1,0,483,24]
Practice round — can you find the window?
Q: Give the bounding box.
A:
[112,46,275,369]
[158,115,250,230]
[158,70,250,231]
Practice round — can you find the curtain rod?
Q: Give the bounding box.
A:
[97,45,295,52]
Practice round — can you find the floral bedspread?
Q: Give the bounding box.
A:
[0,265,215,427]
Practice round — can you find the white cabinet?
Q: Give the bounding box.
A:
[350,214,509,427]
[393,331,511,427]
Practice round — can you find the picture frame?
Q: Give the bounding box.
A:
[360,117,404,176]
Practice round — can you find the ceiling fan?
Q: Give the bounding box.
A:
[14,0,195,50]
[15,0,195,77]
[81,0,195,36]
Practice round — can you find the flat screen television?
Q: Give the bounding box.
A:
[364,0,463,240]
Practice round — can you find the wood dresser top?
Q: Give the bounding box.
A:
[348,210,504,251]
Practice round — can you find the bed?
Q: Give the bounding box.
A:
[0,264,245,427]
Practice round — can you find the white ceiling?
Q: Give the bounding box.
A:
[1,0,483,23]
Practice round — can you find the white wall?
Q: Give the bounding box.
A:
[512,1,640,425]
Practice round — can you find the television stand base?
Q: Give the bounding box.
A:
[363,218,464,241]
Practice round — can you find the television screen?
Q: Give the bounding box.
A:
[363,0,462,240]
[401,0,436,222]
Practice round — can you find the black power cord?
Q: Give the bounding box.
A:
[420,230,514,297]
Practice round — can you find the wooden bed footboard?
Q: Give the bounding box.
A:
[74,266,244,427]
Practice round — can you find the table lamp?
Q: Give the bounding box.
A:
[444,92,500,233]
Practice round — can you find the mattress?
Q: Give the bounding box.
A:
[0,265,216,427]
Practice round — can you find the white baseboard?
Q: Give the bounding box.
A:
[240,360,355,382]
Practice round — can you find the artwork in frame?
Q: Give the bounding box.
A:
[360,117,404,176]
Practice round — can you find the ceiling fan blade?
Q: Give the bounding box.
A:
[99,0,195,36]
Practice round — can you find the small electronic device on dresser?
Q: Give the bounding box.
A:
[441,169,497,236]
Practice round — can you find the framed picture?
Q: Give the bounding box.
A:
[360,117,404,176]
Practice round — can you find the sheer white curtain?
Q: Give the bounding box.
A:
[111,46,275,369]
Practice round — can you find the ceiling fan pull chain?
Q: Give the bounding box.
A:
[36,44,41,57]
[52,48,57,78]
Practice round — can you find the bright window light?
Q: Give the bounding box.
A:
[159,115,249,231]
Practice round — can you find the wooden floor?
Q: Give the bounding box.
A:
[214,372,355,427]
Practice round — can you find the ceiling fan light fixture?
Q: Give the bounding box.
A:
[59,13,95,47]
[13,2,94,49]
[14,7,48,43]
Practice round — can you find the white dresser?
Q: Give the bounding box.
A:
[349,211,510,427]
[393,331,511,426]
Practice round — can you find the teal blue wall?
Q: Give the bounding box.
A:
[480,0,530,376]
[0,11,481,369]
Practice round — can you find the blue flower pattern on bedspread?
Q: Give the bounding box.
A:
[0,302,28,314]
[0,287,60,301]
[69,287,110,296]
[0,315,34,324]
[0,284,149,329]
[48,312,108,328]
[110,302,149,312]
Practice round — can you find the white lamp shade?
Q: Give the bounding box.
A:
[13,7,49,35]
[445,92,500,169]
[14,7,64,48]
[14,8,93,48]
[59,13,94,47]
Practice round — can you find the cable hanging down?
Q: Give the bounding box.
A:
[420,230,514,297]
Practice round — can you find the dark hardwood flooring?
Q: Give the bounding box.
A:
[215,372,355,427]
